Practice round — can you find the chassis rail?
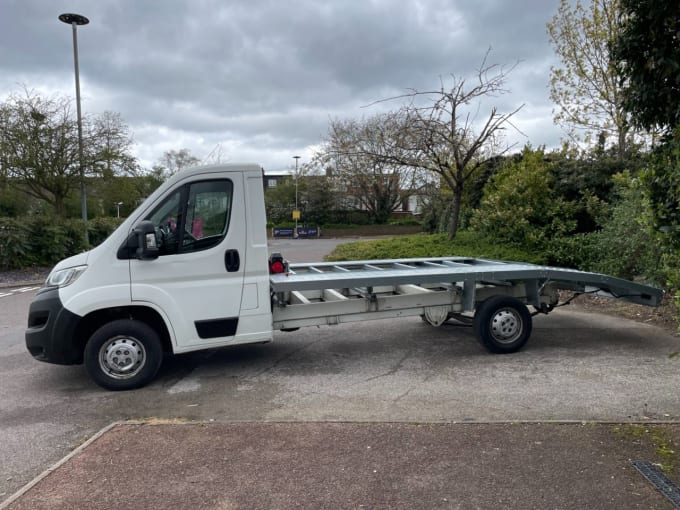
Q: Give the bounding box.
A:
[270,257,662,307]
[269,257,662,335]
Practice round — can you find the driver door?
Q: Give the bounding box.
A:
[130,174,245,350]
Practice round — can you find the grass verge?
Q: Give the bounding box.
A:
[323,232,547,264]
[613,424,678,476]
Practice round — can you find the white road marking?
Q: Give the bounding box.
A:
[0,286,39,298]
[16,287,39,293]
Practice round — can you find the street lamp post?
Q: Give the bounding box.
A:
[293,156,300,238]
[59,13,90,245]
[114,202,123,218]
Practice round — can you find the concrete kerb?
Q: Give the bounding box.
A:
[4,418,680,509]
[0,421,123,510]
[0,280,44,290]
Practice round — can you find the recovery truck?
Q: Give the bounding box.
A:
[25,164,663,390]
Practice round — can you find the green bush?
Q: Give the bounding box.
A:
[0,218,32,270]
[0,216,124,270]
[319,223,374,230]
[419,195,451,234]
[544,173,661,281]
[642,128,680,292]
[545,233,598,270]
[388,218,421,226]
[64,219,89,254]
[88,217,124,246]
[470,147,578,251]
[28,217,70,266]
[589,177,660,281]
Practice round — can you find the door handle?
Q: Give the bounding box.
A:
[225,249,240,272]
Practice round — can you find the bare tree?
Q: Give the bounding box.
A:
[154,148,200,178]
[368,55,523,238]
[317,113,417,224]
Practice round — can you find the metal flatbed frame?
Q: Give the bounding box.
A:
[269,257,662,330]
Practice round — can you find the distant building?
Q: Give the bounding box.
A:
[263,167,427,217]
[262,173,291,190]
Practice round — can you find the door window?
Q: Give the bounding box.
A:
[144,179,233,255]
[181,180,233,252]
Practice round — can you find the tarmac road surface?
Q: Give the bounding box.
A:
[1,238,680,508]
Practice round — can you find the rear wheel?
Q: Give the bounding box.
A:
[474,296,532,354]
[84,319,163,391]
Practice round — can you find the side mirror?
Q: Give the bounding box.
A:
[133,220,159,260]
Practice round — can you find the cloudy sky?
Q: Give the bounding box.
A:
[1,0,565,174]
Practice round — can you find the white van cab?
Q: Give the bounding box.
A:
[27,164,273,389]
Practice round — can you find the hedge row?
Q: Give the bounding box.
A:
[0,216,124,270]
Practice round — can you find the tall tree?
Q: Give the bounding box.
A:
[92,111,137,177]
[368,55,523,238]
[0,89,136,217]
[613,0,680,287]
[264,176,297,224]
[301,174,335,226]
[612,0,680,133]
[547,0,634,158]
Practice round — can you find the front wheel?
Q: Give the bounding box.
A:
[84,319,163,391]
[474,296,532,354]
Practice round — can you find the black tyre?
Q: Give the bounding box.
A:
[474,296,532,354]
[84,319,163,391]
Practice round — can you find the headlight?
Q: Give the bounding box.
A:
[45,265,88,288]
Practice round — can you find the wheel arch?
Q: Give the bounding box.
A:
[74,306,174,362]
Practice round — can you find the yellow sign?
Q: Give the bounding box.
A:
[292,209,301,220]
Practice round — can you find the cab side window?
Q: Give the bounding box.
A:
[144,179,233,256]
[181,180,233,252]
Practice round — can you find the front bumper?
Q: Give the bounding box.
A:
[25,287,83,365]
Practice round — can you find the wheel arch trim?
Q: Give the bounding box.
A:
[75,304,177,357]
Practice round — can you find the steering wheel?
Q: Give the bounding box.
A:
[154,220,176,248]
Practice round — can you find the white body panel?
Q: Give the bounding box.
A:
[233,174,276,344]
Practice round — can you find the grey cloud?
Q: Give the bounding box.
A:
[0,0,563,169]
